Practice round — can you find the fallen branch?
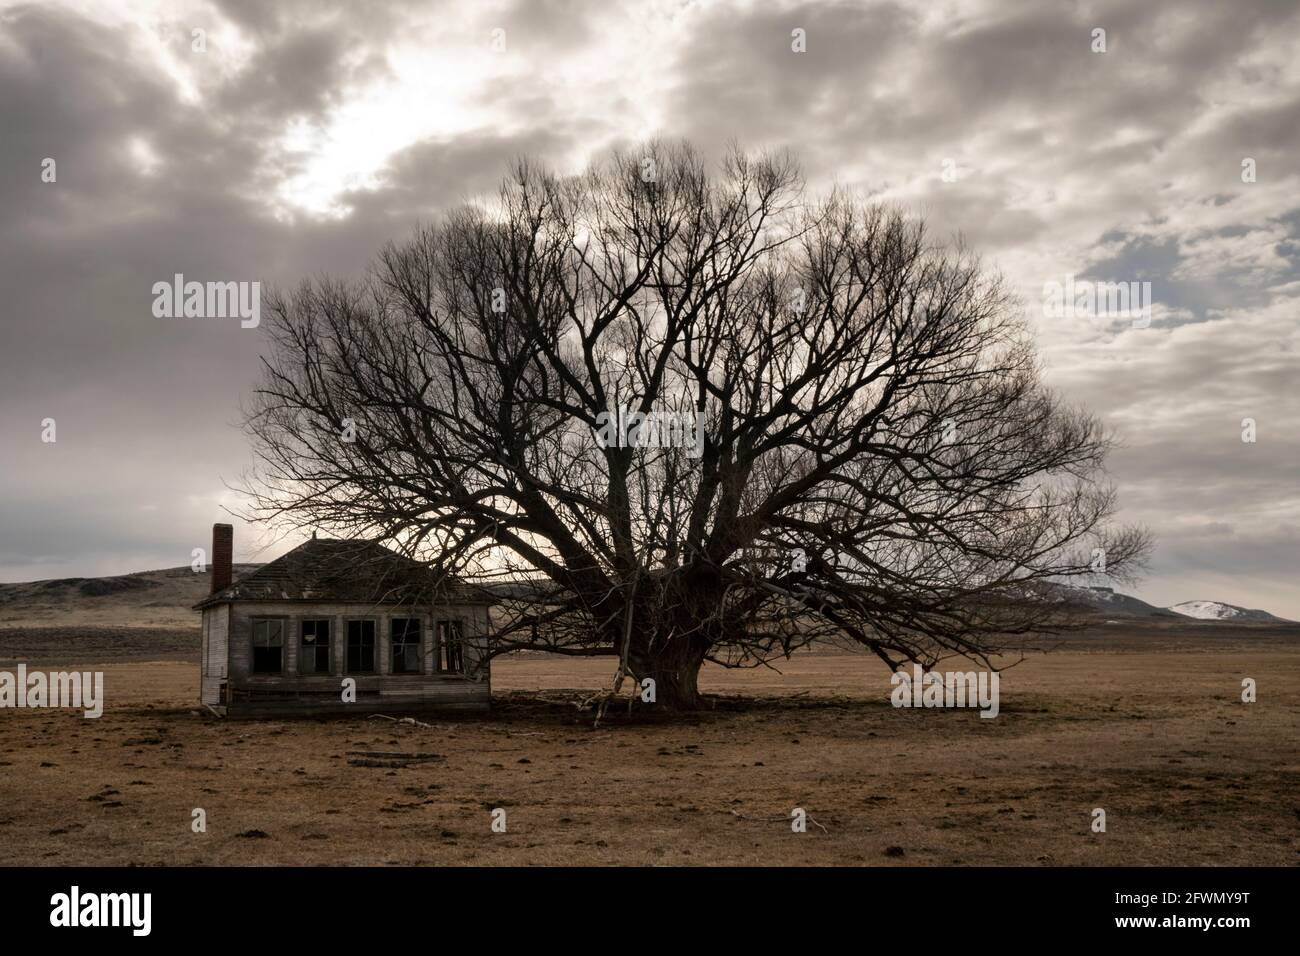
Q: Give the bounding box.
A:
[368,714,434,729]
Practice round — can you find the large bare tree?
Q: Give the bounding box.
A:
[242,141,1149,710]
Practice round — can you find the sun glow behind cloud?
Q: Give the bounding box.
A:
[10,0,724,219]
[268,0,700,218]
[272,28,509,217]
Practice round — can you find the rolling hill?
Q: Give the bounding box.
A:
[0,565,259,630]
[0,566,1291,649]
[1167,600,1292,624]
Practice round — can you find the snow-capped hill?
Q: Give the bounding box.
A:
[1049,584,1176,618]
[1035,585,1294,624]
[1167,601,1291,623]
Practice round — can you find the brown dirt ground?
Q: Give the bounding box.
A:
[1,629,1297,866]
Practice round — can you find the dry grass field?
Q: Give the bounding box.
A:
[1,624,1297,866]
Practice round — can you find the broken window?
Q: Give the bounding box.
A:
[346,619,376,673]
[438,619,465,674]
[300,619,331,674]
[251,618,284,674]
[391,618,421,674]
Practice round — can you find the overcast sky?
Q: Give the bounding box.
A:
[1,0,1296,617]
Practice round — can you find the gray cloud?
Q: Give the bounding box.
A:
[1,0,1296,618]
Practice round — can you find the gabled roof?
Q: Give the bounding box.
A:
[194,538,495,610]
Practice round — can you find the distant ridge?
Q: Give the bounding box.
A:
[1166,600,1292,624]
[1046,583,1180,618]
[1041,584,1292,624]
[0,565,259,629]
[1,565,1294,629]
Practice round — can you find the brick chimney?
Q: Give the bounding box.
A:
[211,523,233,595]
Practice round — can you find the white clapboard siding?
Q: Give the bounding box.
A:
[211,599,491,716]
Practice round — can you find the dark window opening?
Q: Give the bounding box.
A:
[346,620,376,673]
[438,620,465,674]
[391,618,421,674]
[300,619,331,674]
[251,619,284,674]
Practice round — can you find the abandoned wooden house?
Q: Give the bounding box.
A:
[195,524,496,717]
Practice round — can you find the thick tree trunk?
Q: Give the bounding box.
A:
[628,636,709,711]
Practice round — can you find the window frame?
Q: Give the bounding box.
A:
[345,618,377,675]
[298,618,332,676]
[249,617,287,676]
[389,617,422,675]
[437,618,466,675]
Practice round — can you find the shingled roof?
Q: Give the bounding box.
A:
[194,538,495,610]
